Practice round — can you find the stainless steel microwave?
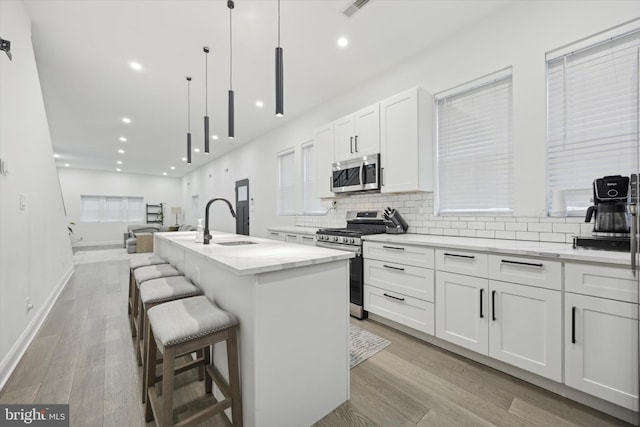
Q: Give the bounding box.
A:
[331,154,380,194]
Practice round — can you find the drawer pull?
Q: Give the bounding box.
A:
[571,306,576,344]
[444,252,475,259]
[383,264,405,271]
[479,288,484,318]
[287,234,297,238]
[501,259,543,268]
[382,245,405,251]
[301,236,314,239]
[492,290,497,321]
[383,293,405,302]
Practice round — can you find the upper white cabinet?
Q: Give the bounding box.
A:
[380,87,434,193]
[333,103,380,161]
[313,124,335,198]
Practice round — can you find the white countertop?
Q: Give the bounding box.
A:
[266,226,319,236]
[363,233,632,266]
[155,231,353,276]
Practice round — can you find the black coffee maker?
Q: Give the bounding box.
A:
[585,175,631,235]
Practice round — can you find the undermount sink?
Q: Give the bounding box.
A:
[215,240,258,246]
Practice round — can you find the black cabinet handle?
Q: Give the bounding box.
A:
[383,264,405,271]
[355,135,358,152]
[381,167,384,186]
[383,293,405,301]
[444,252,475,259]
[492,290,496,321]
[480,288,484,318]
[571,306,576,344]
[501,259,543,268]
[382,245,405,251]
[350,136,354,153]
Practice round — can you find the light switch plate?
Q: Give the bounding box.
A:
[0,157,8,175]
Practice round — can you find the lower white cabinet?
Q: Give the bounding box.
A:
[435,272,562,381]
[285,233,300,244]
[267,230,285,241]
[299,235,316,246]
[364,285,434,334]
[565,292,639,411]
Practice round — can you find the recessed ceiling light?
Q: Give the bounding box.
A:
[64,163,70,167]
[119,137,127,142]
[116,168,121,172]
[117,160,123,165]
[194,148,200,153]
[170,166,176,170]
[181,157,187,162]
[122,117,131,124]
[163,172,167,176]
[118,149,125,154]
[255,100,264,108]
[337,37,349,48]
[53,154,60,158]
[211,134,219,140]
[130,62,142,71]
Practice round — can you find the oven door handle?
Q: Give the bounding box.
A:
[315,241,361,254]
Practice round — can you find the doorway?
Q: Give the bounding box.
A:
[235,179,249,236]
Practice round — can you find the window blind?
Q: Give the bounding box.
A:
[104,197,123,222]
[436,72,514,215]
[302,142,324,214]
[278,149,296,215]
[126,197,144,222]
[547,30,639,214]
[80,195,100,222]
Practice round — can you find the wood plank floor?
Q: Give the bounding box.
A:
[0,256,633,426]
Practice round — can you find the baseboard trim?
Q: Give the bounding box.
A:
[0,264,75,392]
[72,240,121,248]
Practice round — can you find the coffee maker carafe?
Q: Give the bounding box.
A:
[585,175,631,235]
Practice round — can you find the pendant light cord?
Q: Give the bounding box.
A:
[187,77,191,132]
[229,7,233,89]
[205,51,208,115]
[278,0,281,47]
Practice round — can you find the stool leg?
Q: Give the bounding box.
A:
[227,327,243,427]
[204,345,212,394]
[135,298,144,366]
[144,320,157,422]
[161,347,176,427]
[141,308,149,404]
[128,269,134,315]
[198,348,205,381]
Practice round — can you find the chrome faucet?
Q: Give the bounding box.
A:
[203,198,237,244]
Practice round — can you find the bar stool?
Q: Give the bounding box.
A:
[130,264,181,337]
[128,255,168,316]
[145,296,242,427]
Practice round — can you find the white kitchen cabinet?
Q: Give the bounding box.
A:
[313,123,335,198]
[267,230,285,241]
[364,258,434,302]
[435,271,489,354]
[299,234,316,246]
[364,241,434,269]
[565,292,639,411]
[380,87,433,193]
[364,285,434,334]
[334,103,380,161]
[285,233,300,244]
[488,280,562,381]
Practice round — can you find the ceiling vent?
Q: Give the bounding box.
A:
[342,0,371,18]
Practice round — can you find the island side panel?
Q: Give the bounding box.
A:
[254,260,350,427]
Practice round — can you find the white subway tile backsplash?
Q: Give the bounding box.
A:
[505,223,527,231]
[459,229,477,237]
[468,222,486,230]
[580,223,594,235]
[527,222,552,232]
[443,229,460,236]
[451,222,467,229]
[540,232,566,243]
[553,223,580,234]
[495,231,516,240]
[430,228,444,235]
[486,222,505,231]
[476,230,495,238]
[516,231,540,241]
[517,217,540,223]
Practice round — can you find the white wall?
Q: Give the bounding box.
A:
[183,0,640,238]
[57,168,182,246]
[0,0,74,389]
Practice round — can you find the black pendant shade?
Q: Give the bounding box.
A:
[186,76,192,164]
[203,46,210,153]
[228,90,235,139]
[228,0,235,140]
[275,0,284,116]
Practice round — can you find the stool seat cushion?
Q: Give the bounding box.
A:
[130,255,167,270]
[148,296,238,347]
[140,276,200,305]
[134,264,181,284]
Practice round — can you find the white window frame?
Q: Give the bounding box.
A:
[277,147,296,216]
[435,67,514,216]
[546,25,640,216]
[301,141,325,215]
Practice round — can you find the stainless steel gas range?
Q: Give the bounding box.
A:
[316,211,387,319]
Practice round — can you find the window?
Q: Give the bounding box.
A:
[301,142,324,214]
[80,195,144,222]
[436,69,514,215]
[277,148,296,215]
[547,29,640,215]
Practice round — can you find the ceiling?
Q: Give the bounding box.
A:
[23,0,512,178]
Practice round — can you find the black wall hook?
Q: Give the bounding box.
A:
[0,38,12,61]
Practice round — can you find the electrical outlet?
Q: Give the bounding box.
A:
[26,297,34,311]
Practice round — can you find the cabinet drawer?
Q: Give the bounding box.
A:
[364,259,434,302]
[299,235,316,246]
[364,242,434,268]
[565,263,638,303]
[488,255,561,291]
[364,285,434,335]
[436,249,488,277]
[285,233,300,243]
[267,230,285,241]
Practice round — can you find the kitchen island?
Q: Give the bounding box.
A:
[153,231,354,427]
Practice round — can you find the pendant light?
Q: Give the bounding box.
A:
[227,0,235,140]
[275,0,284,117]
[186,76,192,164]
[203,46,210,153]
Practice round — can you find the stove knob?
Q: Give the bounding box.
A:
[333,236,339,242]
[350,238,355,244]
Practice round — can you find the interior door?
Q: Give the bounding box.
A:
[235,179,249,236]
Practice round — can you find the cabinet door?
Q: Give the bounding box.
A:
[354,103,380,156]
[267,230,285,241]
[435,271,489,354]
[299,235,316,246]
[333,114,355,161]
[285,233,300,244]
[313,124,335,198]
[565,293,639,411]
[488,281,562,381]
